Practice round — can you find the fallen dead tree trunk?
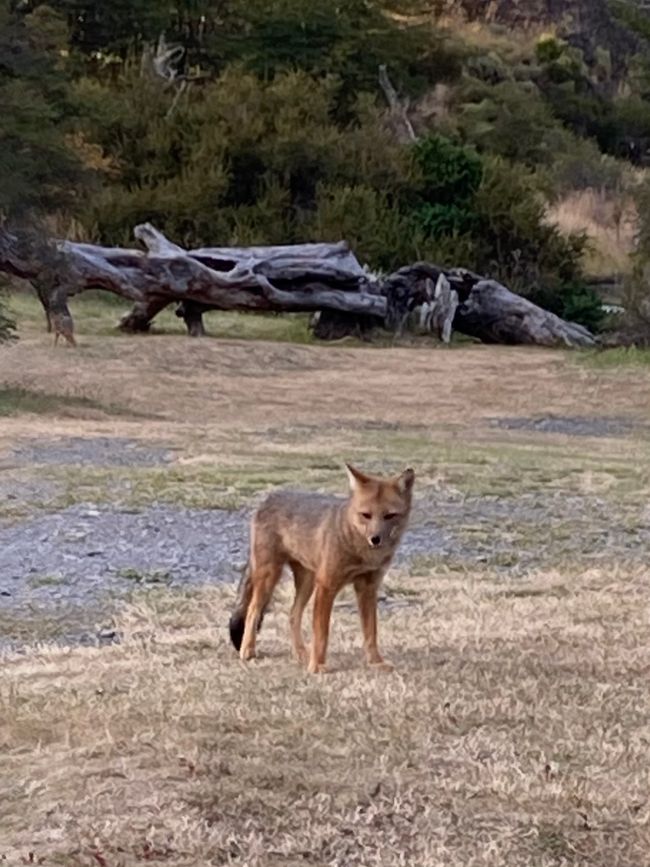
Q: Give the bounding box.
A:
[0,223,385,331]
[0,224,596,347]
[454,278,596,347]
[380,263,597,348]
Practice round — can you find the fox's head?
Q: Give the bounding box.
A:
[345,463,415,551]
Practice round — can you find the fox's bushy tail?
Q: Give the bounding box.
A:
[229,563,266,651]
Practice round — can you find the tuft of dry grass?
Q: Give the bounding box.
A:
[1,566,649,865]
[547,188,637,279]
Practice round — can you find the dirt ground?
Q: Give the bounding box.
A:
[1,301,650,865]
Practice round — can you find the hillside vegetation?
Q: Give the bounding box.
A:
[4,0,650,332]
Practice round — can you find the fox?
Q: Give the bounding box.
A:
[51,310,77,347]
[229,463,415,674]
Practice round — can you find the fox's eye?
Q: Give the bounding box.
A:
[384,512,398,520]
[360,512,372,520]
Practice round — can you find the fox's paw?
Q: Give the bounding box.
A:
[307,660,329,675]
[240,647,256,662]
[293,646,309,666]
[369,659,394,673]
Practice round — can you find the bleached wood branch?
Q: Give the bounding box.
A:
[378,64,417,144]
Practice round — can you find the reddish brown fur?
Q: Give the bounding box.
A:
[51,311,76,347]
[229,464,415,674]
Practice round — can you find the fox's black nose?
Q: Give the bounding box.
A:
[370,535,381,547]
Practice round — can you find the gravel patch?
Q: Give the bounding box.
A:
[492,414,648,438]
[2,488,650,650]
[0,501,450,650]
[10,436,175,467]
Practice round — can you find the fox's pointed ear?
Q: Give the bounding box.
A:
[345,463,371,491]
[395,467,415,495]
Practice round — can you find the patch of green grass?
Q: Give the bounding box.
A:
[384,583,421,598]
[117,567,172,585]
[0,385,146,419]
[354,428,650,499]
[8,422,650,523]
[0,450,349,521]
[28,574,67,588]
[0,603,105,646]
[0,386,107,417]
[206,311,313,343]
[6,288,477,347]
[498,585,569,599]
[408,553,471,574]
[536,823,575,861]
[8,289,317,343]
[579,347,650,368]
[12,455,343,515]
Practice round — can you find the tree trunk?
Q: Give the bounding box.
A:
[455,279,596,347]
[0,224,597,348]
[119,296,171,332]
[310,309,381,340]
[175,300,209,337]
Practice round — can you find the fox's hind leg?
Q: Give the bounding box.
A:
[239,530,284,662]
[288,561,314,665]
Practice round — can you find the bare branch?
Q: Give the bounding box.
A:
[378,64,417,144]
[152,34,185,83]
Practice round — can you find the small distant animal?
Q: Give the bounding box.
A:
[229,463,415,674]
[50,310,77,347]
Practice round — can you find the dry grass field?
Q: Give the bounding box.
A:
[1,293,650,865]
[547,187,637,280]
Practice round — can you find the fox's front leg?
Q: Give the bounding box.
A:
[308,581,337,674]
[354,578,393,671]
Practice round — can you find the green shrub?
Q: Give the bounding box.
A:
[0,289,16,343]
[307,183,415,270]
[559,285,605,331]
[474,157,585,288]
[535,36,565,65]
[455,78,573,169]
[0,1,89,222]
[412,135,483,205]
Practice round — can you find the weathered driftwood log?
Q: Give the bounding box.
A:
[0,223,387,332]
[381,262,596,347]
[0,224,596,347]
[454,279,597,347]
[310,309,382,341]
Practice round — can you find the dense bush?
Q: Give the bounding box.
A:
[80,61,588,301]
[0,1,88,222]
[10,0,649,334]
[408,141,589,321]
[78,68,414,250]
[454,78,573,169]
[0,289,15,343]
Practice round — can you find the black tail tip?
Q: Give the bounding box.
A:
[229,609,266,652]
[229,612,245,651]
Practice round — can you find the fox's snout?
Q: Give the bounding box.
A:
[368,533,383,548]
